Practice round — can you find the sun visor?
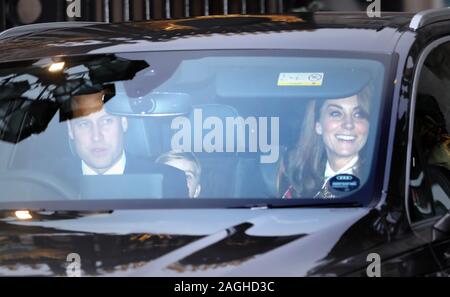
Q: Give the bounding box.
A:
[216,67,374,100]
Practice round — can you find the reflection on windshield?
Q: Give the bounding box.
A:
[0,50,387,203]
[0,54,148,143]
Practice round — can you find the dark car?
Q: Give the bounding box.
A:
[0,9,450,277]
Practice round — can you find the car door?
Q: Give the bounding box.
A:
[406,35,450,276]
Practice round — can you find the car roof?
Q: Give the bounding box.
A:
[0,12,416,63]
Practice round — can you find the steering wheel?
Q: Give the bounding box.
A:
[0,169,78,201]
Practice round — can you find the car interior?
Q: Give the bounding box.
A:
[0,52,385,201]
[4,85,303,200]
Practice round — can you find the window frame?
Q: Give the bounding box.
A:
[406,35,450,227]
[0,50,394,208]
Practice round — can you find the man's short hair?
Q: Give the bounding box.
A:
[156,150,201,180]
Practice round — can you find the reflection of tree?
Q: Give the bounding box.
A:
[0,217,306,276]
[168,223,304,273]
[0,218,201,276]
[0,54,148,143]
[168,257,254,273]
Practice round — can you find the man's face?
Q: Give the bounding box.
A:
[68,92,128,174]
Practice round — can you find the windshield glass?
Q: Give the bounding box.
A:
[0,50,389,205]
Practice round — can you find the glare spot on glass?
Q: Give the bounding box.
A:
[49,62,65,72]
[15,210,32,220]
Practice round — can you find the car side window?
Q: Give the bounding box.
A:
[411,41,450,222]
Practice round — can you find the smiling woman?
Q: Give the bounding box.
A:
[280,83,373,199]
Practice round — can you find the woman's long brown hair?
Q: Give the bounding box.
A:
[278,85,372,198]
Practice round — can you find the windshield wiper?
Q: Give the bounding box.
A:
[227,201,363,209]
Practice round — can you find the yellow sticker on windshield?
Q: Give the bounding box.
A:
[277,72,324,86]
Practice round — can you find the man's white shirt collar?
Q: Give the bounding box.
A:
[324,156,358,180]
[82,151,126,175]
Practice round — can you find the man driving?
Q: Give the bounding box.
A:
[68,90,127,175]
[62,88,188,197]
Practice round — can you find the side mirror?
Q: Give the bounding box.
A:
[433,212,450,241]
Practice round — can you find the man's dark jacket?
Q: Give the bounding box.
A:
[36,154,189,198]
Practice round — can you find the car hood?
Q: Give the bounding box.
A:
[0,207,370,276]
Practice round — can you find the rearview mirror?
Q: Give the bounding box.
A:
[106,91,192,117]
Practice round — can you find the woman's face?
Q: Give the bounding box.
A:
[315,95,369,162]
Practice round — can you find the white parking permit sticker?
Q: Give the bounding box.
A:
[277,72,324,86]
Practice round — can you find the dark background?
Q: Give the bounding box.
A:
[0,0,444,31]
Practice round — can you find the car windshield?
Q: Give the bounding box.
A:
[0,50,390,207]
